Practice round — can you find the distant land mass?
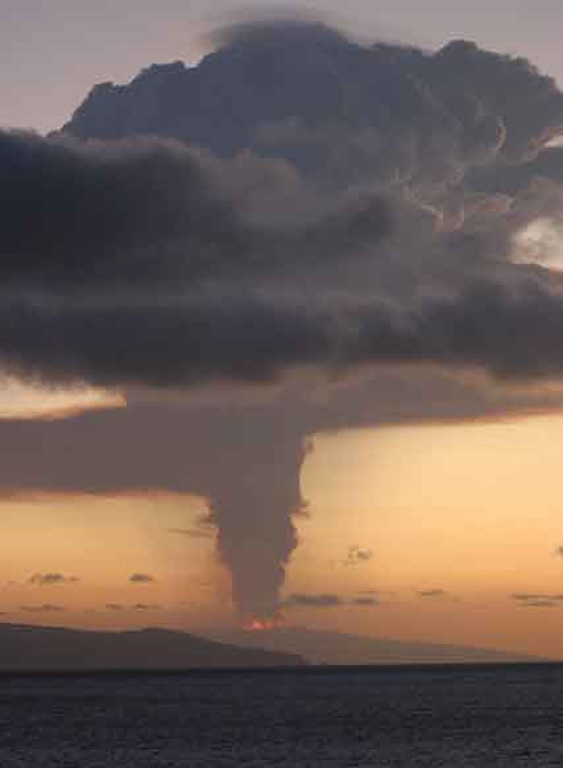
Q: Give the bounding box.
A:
[0,624,547,672]
[0,624,304,672]
[212,627,547,666]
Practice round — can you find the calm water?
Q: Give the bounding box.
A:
[2,665,563,766]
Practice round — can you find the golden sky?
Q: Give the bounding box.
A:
[291,416,563,658]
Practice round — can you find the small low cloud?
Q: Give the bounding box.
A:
[417,589,448,599]
[511,593,563,608]
[168,528,214,540]
[526,600,558,608]
[285,593,344,608]
[553,546,563,559]
[343,546,374,567]
[352,597,379,607]
[285,592,380,609]
[28,572,79,587]
[129,573,157,584]
[358,589,395,598]
[21,603,65,613]
[106,602,163,611]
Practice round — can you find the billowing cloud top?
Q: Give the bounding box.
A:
[1,22,562,394]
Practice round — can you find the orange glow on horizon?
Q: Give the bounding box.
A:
[244,619,278,632]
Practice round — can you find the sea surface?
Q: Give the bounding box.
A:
[2,664,563,766]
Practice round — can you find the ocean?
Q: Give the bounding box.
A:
[2,664,563,766]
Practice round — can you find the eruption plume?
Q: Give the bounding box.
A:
[4,17,563,618]
[205,427,308,621]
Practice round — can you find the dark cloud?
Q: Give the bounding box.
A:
[129,573,157,584]
[285,592,379,608]
[417,589,448,599]
[28,573,79,587]
[285,593,344,608]
[21,604,66,613]
[352,597,379,607]
[0,131,241,291]
[0,130,389,293]
[554,546,563,559]
[5,19,563,621]
[343,546,374,567]
[210,17,349,54]
[106,602,162,611]
[7,277,563,393]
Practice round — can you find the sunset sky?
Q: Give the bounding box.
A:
[3,0,563,661]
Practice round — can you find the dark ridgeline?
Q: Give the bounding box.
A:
[0,622,543,672]
[214,627,546,666]
[0,624,304,672]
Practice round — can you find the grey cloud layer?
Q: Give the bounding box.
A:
[4,275,563,389]
[5,22,563,393]
[0,130,389,292]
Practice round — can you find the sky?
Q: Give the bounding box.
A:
[4,1,563,661]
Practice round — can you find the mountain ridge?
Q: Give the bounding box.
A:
[0,623,547,672]
[0,623,304,671]
[211,626,548,665]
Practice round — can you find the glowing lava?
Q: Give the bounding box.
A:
[244,619,277,632]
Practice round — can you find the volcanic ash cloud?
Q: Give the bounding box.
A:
[4,20,563,619]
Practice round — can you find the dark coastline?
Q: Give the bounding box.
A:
[0,660,557,679]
